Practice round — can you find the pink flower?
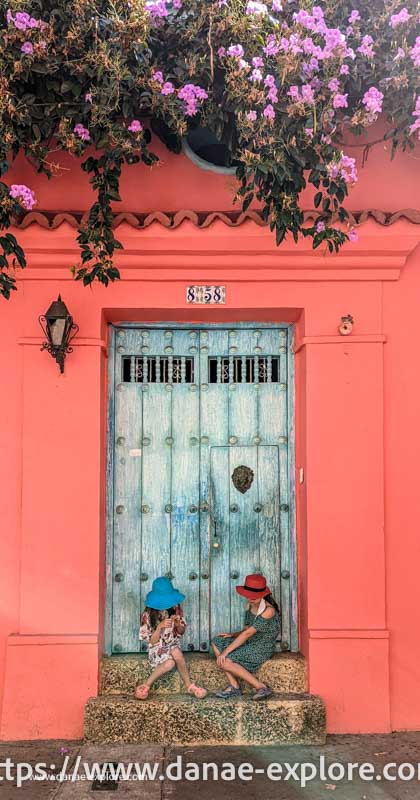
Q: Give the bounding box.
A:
[152,71,164,83]
[9,184,36,211]
[264,74,276,87]
[264,36,280,56]
[348,10,360,23]
[410,37,420,68]
[348,228,358,242]
[85,92,93,103]
[227,45,244,58]
[358,35,374,58]
[73,123,90,142]
[288,85,300,100]
[21,41,33,55]
[10,10,41,29]
[327,153,358,185]
[246,110,257,121]
[362,87,384,115]
[217,47,226,57]
[304,127,314,138]
[246,0,268,15]
[145,0,169,18]
[340,64,349,75]
[409,96,420,139]
[328,78,340,92]
[301,84,315,104]
[316,221,325,232]
[252,57,264,67]
[333,93,348,109]
[250,69,263,82]
[161,82,175,95]
[128,119,143,132]
[263,104,275,120]
[389,7,411,28]
[177,84,208,116]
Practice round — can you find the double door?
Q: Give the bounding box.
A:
[108,325,296,653]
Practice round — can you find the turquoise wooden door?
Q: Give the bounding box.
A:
[210,445,282,639]
[107,325,296,654]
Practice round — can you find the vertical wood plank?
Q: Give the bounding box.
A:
[278,329,291,648]
[210,446,231,636]
[171,329,200,649]
[229,445,260,633]
[258,328,290,647]
[140,329,172,619]
[258,445,281,639]
[201,329,229,645]
[229,328,258,446]
[112,327,143,652]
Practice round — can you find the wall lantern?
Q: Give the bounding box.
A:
[38,295,79,373]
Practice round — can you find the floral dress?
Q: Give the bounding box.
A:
[211,605,281,673]
[139,604,186,667]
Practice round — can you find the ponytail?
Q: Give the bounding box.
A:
[265,593,280,614]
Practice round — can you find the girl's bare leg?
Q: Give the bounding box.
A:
[221,659,266,690]
[211,642,240,689]
[145,657,175,687]
[170,646,194,688]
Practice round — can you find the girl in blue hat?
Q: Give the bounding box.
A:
[135,576,207,700]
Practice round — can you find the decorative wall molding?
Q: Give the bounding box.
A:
[12,207,420,231]
[309,629,390,639]
[294,334,387,352]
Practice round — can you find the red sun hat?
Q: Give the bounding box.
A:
[236,573,271,600]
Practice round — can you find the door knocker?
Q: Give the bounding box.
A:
[231,465,254,494]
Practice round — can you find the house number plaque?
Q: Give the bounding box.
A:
[186,285,226,304]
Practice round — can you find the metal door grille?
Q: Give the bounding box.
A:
[122,356,195,383]
[208,356,280,383]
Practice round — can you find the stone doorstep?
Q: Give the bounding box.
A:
[84,693,326,746]
[100,653,307,696]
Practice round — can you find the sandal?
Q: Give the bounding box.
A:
[135,683,150,700]
[215,685,242,699]
[252,686,273,701]
[187,683,207,699]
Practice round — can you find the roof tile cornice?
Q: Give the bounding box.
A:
[14,207,420,231]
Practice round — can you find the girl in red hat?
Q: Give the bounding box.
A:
[211,573,280,700]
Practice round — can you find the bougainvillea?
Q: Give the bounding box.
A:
[0,0,418,298]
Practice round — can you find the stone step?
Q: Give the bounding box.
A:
[100,652,307,696]
[84,692,326,745]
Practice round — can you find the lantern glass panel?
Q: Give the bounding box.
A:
[49,318,67,347]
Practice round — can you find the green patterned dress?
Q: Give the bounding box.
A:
[212,608,281,673]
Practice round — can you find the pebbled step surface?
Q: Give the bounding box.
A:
[100,652,307,696]
[84,692,326,746]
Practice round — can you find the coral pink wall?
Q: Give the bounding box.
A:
[0,140,419,739]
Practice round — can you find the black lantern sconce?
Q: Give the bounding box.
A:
[38,295,79,373]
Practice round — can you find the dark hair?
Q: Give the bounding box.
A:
[265,594,280,614]
[146,605,178,631]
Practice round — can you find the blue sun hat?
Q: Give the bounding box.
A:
[145,576,185,611]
